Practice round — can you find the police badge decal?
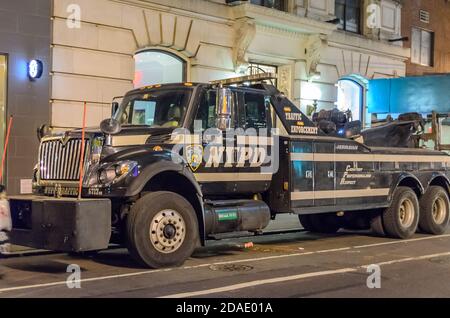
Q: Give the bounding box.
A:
[186,144,203,172]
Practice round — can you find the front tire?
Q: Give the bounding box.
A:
[126,191,199,268]
[419,186,450,235]
[382,187,419,239]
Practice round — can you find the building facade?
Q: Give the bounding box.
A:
[402,0,450,76]
[50,0,409,129]
[0,0,411,194]
[0,0,52,194]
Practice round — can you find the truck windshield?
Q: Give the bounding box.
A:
[114,88,192,128]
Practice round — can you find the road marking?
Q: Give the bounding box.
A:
[353,234,450,249]
[1,234,449,294]
[161,251,450,298]
[160,268,358,298]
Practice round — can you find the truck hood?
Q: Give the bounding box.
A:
[48,125,177,145]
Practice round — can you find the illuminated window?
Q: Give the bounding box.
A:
[337,79,363,122]
[247,63,278,86]
[134,50,186,88]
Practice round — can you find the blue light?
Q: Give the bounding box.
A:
[28,59,43,80]
[338,129,345,135]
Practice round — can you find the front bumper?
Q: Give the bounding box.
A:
[9,195,111,252]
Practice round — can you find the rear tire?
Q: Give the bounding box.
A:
[300,213,341,234]
[370,213,386,237]
[419,186,450,235]
[298,215,317,232]
[126,191,199,268]
[382,187,419,239]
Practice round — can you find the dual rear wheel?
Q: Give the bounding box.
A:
[371,186,450,238]
[300,186,450,239]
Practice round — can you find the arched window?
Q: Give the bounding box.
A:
[134,50,186,88]
[337,79,363,122]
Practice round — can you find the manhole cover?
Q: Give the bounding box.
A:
[209,264,254,272]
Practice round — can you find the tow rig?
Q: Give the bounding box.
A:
[8,73,450,268]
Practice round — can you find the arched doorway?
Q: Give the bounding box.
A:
[337,75,368,126]
[134,49,187,88]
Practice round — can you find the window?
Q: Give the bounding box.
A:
[411,28,434,66]
[115,88,192,128]
[243,93,268,130]
[337,79,363,122]
[249,0,286,11]
[247,63,278,86]
[195,89,218,130]
[335,0,361,34]
[134,50,186,88]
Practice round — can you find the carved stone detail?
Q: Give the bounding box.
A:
[305,34,325,79]
[233,18,256,72]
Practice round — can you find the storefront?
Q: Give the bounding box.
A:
[0,1,52,195]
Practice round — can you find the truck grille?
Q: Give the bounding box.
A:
[39,138,91,181]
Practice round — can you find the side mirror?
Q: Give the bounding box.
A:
[216,87,233,130]
[100,118,122,135]
[111,102,120,117]
[37,124,50,142]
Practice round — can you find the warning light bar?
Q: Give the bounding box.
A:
[210,72,278,86]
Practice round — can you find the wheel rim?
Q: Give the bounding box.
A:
[432,197,447,225]
[150,209,186,254]
[398,198,415,228]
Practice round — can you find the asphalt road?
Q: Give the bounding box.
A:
[1,214,450,298]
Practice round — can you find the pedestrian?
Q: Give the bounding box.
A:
[0,184,11,254]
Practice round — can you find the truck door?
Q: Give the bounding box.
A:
[313,142,336,206]
[235,89,273,193]
[191,88,239,195]
[335,142,375,206]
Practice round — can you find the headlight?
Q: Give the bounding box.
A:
[96,161,138,185]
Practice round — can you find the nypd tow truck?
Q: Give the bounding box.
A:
[8,73,450,268]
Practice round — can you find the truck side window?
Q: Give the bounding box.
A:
[195,89,217,130]
[243,93,267,130]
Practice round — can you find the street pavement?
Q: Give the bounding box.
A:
[1,214,450,298]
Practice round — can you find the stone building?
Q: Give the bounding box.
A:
[0,0,412,193]
[401,0,450,75]
[50,0,409,129]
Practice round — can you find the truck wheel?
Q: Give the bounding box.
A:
[310,214,341,234]
[419,186,450,235]
[382,187,419,239]
[298,215,317,232]
[126,191,199,268]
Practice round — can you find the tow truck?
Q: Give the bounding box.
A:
[8,73,450,268]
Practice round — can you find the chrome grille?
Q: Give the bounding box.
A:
[39,138,91,181]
